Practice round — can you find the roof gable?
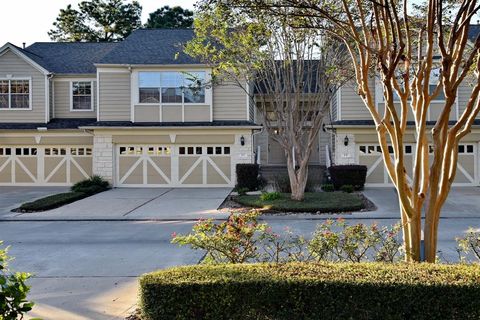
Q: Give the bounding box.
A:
[0,43,50,75]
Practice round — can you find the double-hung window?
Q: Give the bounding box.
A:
[0,79,30,109]
[71,81,93,111]
[138,71,206,104]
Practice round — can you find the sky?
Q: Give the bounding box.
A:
[0,0,196,47]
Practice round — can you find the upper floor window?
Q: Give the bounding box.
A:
[138,71,206,104]
[0,79,30,109]
[71,81,93,111]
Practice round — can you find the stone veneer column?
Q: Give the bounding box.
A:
[335,133,356,164]
[93,135,114,183]
[231,132,253,186]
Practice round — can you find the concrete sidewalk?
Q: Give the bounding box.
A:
[7,188,231,221]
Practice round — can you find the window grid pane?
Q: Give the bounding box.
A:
[72,81,92,110]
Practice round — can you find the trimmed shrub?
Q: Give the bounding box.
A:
[236,164,261,191]
[321,184,334,192]
[140,262,480,320]
[71,175,110,194]
[260,191,281,201]
[329,165,367,190]
[340,184,354,193]
[18,192,88,212]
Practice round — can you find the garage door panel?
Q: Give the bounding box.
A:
[210,157,231,178]
[0,158,12,183]
[206,162,229,184]
[119,157,141,179]
[146,160,169,184]
[72,157,93,179]
[182,163,203,184]
[123,165,144,184]
[149,157,171,181]
[15,162,35,183]
[47,162,67,183]
[179,157,200,179]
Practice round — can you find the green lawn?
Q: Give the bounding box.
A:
[234,192,364,213]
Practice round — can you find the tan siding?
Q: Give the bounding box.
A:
[53,80,97,118]
[0,50,46,122]
[213,82,247,120]
[184,105,210,122]
[339,81,372,120]
[135,105,160,122]
[99,72,131,121]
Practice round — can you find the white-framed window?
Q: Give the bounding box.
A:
[71,81,93,111]
[0,78,31,110]
[138,71,206,104]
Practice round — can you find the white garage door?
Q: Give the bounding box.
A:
[357,143,477,187]
[116,144,233,187]
[0,146,93,186]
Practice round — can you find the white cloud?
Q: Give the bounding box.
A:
[0,0,196,47]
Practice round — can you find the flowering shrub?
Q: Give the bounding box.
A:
[172,211,267,264]
[456,228,480,262]
[172,212,403,264]
[0,241,34,320]
[308,219,403,263]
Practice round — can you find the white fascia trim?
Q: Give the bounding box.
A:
[245,81,250,121]
[45,76,49,122]
[96,70,100,121]
[0,43,50,75]
[337,86,342,121]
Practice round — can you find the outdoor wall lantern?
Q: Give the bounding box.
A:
[240,136,245,146]
[344,135,349,146]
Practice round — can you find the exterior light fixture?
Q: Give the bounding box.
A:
[344,135,349,146]
[240,136,245,146]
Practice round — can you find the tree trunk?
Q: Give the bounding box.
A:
[424,200,443,262]
[399,201,422,262]
[286,155,308,201]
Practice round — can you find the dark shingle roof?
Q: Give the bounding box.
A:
[331,120,480,126]
[82,120,260,128]
[23,42,118,74]
[0,119,260,130]
[98,29,199,65]
[0,118,97,130]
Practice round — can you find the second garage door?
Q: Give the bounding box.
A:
[116,144,233,187]
[357,143,477,186]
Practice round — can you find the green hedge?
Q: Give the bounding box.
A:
[140,262,480,320]
[18,192,88,212]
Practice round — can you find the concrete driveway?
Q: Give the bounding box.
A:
[0,186,69,218]
[8,188,231,220]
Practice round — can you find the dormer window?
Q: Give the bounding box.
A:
[71,81,93,111]
[0,79,31,109]
[138,71,206,104]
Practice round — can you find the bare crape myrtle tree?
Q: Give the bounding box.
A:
[185,1,351,200]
